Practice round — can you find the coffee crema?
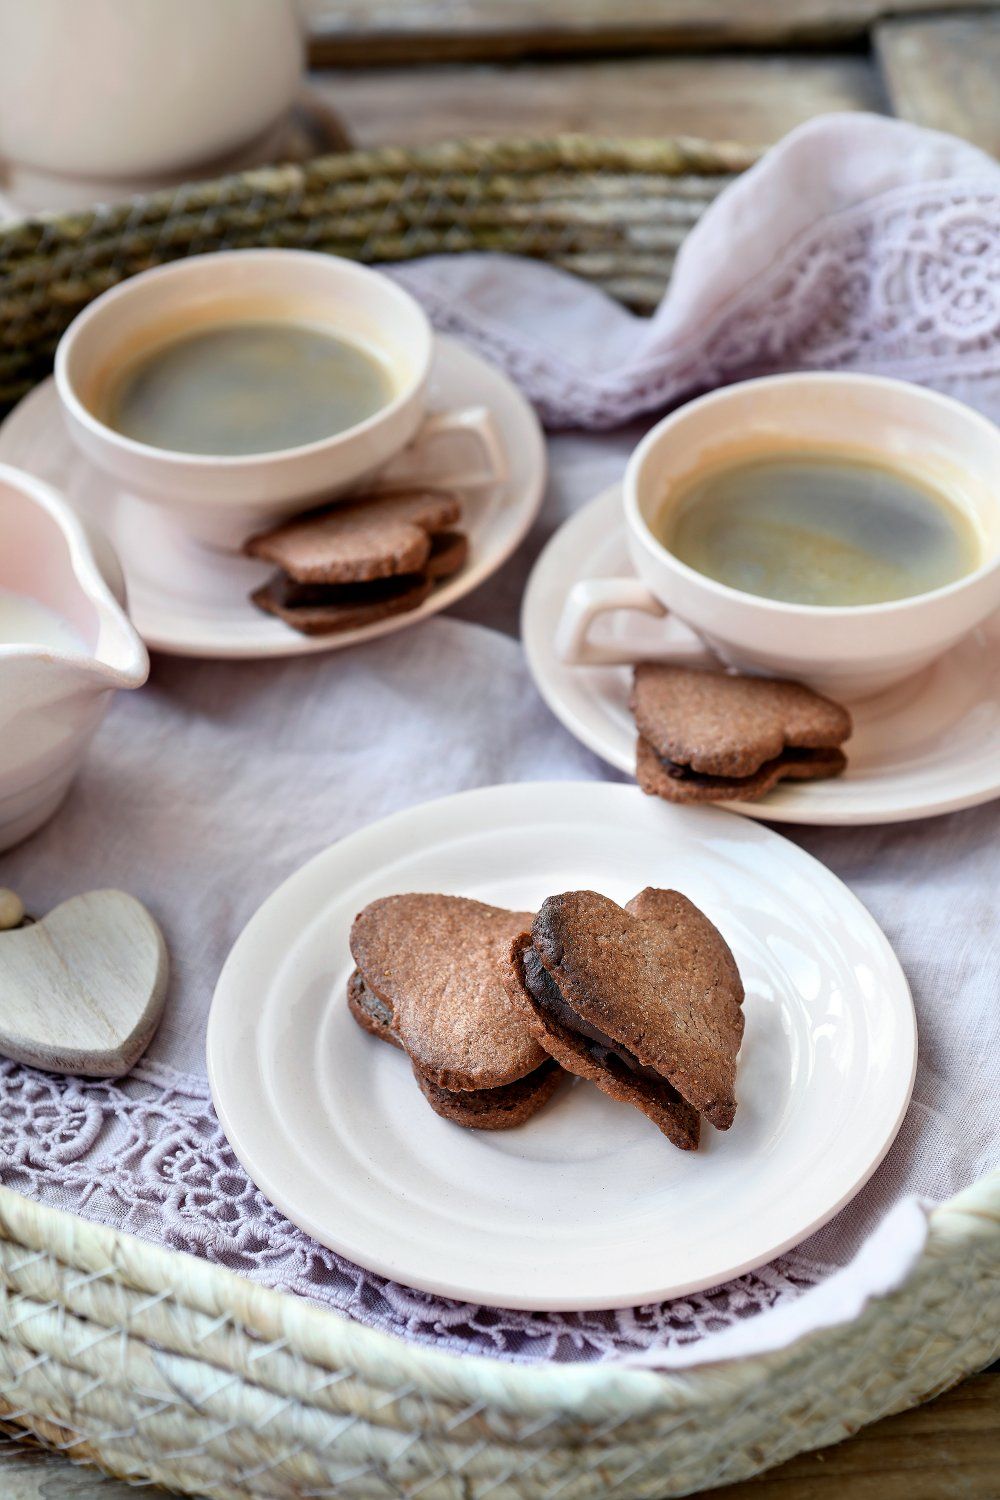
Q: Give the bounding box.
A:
[656,450,980,607]
[101,321,395,456]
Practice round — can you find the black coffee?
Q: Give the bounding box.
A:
[658,451,979,606]
[104,321,394,456]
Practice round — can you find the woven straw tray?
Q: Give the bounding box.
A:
[0,136,997,1498]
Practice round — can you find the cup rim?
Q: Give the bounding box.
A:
[54,248,433,469]
[624,370,1000,620]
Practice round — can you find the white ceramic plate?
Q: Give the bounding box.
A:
[523,486,1000,827]
[207,781,915,1311]
[0,336,545,658]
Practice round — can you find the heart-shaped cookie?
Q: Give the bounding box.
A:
[348,894,560,1128]
[246,489,462,584]
[631,664,851,803]
[503,887,744,1147]
[0,890,169,1077]
[247,492,469,637]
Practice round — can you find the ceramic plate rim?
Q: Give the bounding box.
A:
[522,484,1000,827]
[207,781,916,1311]
[0,335,546,660]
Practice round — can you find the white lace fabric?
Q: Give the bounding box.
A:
[1,113,998,1367]
[0,1056,829,1364]
[392,117,1000,429]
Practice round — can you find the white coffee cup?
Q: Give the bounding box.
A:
[55,249,506,550]
[558,373,1000,699]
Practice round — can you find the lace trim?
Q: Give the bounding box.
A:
[394,178,1000,428]
[0,1058,829,1363]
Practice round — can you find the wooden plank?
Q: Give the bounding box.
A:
[0,1436,145,1499]
[310,54,884,150]
[2,1370,997,1497]
[305,0,997,65]
[699,1369,1000,1499]
[876,13,1000,155]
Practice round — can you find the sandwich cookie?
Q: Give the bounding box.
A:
[348,894,562,1129]
[503,887,744,1149]
[631,664,851,803]
[247,490,468,635]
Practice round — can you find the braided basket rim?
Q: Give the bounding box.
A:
[1,1174,997,1415]
[1,131,759,222]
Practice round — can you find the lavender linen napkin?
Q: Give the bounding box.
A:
[393,112,1000,429]
[1,113,998,1368]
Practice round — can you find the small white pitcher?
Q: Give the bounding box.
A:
[0,464,148,852]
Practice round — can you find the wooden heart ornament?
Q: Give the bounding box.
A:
[0,890,169,1078]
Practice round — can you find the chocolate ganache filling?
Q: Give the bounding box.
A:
[349,970,393,1026]
[420,1055,560,1111]
[660,745,830,786]
[522,946,670,1088]
[274,573,425,611]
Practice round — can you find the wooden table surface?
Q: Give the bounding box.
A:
[305,0,1000,154]
[3,1,997,1494]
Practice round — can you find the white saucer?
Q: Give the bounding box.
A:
[523,486,1000,826]
[0,336,545,658]
[206,781,915,1311]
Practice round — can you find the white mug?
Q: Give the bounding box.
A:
[55,249,506,550]
[558,373,1000,699]
[0,0,304,207]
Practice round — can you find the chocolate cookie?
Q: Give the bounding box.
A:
[246,489,462,584]
[631,664,851,803]
[502,888,744,1148]
[349,894,561,1128]
[252,572,434,635]
[425,531,469,580]
[413,1057,563,1129]
[348,969,561,1128]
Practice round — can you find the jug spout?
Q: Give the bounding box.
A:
[0,463,148,851]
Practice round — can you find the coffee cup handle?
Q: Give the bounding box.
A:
[419,407,508,490]
[377,406,508,494]
[556,578,719,668]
